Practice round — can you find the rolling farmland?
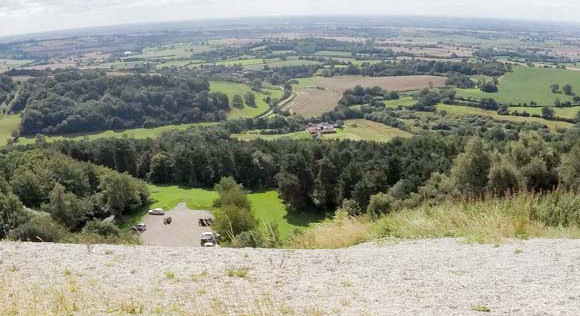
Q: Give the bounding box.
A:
[285,75,446,116]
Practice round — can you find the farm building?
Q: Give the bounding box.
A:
[306,122,339,137]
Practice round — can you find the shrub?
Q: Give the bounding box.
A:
[82,220,121,237]
[9,216,68,242]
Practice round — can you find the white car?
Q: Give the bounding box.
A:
[201,232,220,247]
[148,208,165,215]
[133,223,146,232]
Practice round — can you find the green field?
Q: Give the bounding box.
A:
[0,59,33,68]
[215,58,264,67]
[384,96,416,108]
[509,106,580,119]
[437,104,573,131]
[457,66,580,106]
[127,43,211,60]
[248,191,324,238]
[146,185,322,239]
[0,114,21,146]
[233,131,311,141]
[235,119,412,142]
[155,59,204,69]
[210,81,283,119]
[291,77,320,90]
[324,119,412,142]
[314,51,353,57]
[244,59,322,70]
[13,122,216,146]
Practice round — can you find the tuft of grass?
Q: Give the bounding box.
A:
[225,268,249,278]
[164,271,176,279]
[289,211,373,249]
[471,304,492,312]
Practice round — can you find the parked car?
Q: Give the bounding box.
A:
[200,232,220,247]
[148,208,165,215]
[133,223,147,232]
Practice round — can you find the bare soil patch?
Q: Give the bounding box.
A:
[286,75,446,116]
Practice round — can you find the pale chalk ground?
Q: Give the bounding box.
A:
[0,238,579,315]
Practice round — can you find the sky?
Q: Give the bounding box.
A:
[1,0,580,37]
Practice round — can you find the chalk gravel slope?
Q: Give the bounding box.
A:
[1,239,579,315]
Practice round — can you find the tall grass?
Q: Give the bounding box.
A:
[374,191,580,243]
[289,211,373,249]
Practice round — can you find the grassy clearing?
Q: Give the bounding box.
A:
[374,192,580,244]
[210,81,283,119]
[457,66,580,106]
[0,114,21,146]
[249,191,324,238]
[437,103,573,131]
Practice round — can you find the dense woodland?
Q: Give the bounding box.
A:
[0,149,149,242]
[12,71,228,135]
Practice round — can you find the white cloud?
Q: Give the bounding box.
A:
[1,0,580,37]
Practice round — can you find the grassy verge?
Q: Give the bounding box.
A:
[291,191,580,249]
[374,192,580,244]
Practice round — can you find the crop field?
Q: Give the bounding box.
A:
[210,81,283,119]
[0,114,21,146]
[286,75,446,116]
[437,104,573,131]
[457,66,580,106]
[145,186,321,239]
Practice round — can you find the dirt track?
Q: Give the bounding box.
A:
[1,238,579,315]
[140,202,213,247]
